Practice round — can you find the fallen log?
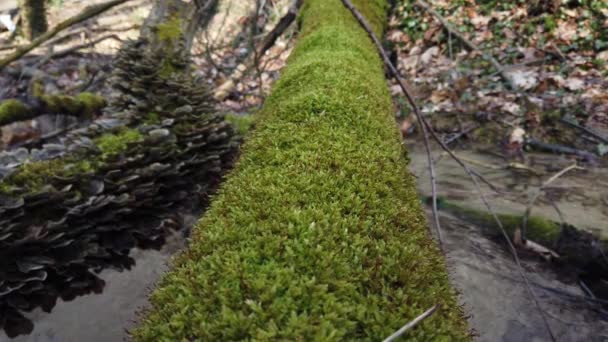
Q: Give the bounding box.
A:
[0,92,106,127]
[133,0,469,340]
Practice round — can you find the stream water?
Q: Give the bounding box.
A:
[1,143,606,341]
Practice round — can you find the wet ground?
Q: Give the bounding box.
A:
[408,141,608,341]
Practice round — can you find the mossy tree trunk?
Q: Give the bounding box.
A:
[18,0,48,41]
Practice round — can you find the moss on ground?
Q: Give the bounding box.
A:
[133,0,469,340]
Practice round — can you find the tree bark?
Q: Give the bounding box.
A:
[18,0,47,40]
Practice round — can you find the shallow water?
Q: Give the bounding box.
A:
[407,141,608,341]
[406,141,608,239]
[0,231,186,342]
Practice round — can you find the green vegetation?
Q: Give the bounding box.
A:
[0,127,142,194]
[0,93,105,126]
[225,113,255,136]
[437,198,561,246]
[0,99,30,126]
[94,128,143,159]
[133,0,469,340]
[1,158,95,193]
[157,16,182,42]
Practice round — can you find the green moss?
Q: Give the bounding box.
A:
[133,0,469,340]
[157,16,182,42]
[225,113,255,136]
[1,158,95,193]
[75,92,106,117]
[41,95,81,114]
[0,93,105,126]
[543,15,557,32]
[41,93,106,118]
[145,112,161,125]
[0,128,142,194]
[158,59,177,78]
[0,99,30,126]
[94,129,143,159]
[438,199,561,246]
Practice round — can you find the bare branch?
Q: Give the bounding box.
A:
[383,305,439,342]
[0,0,131,70]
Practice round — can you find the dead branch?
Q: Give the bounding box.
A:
[414,0,515,90]
[0,0,131,71]
[340,1,556,340]
[521,163,583,241]
[258,0,303,57]
[214,0,303,100]
[559,118,608,144]
[35,34,122,67]
[526,138,596,160]
[382,305,439,342]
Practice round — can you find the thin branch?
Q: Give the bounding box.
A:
[214,0,303,100]
[36,34,122,66]
[382,305,439,342]
[258,0,303,57]
[521,163,582,241]
[414,0,515,90]
[559,118,608,144]
[0,0,131,70]
[339,1,556,340]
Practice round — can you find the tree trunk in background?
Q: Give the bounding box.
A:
[18,0,48,40]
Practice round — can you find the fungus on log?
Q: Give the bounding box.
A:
[133,0,469,340]
[0,0,236,338]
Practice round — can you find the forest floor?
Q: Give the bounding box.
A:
[0,0,607,341]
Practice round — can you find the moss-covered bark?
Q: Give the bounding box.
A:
[133,0,469,340]
[435,197,608,267]
[0,92,105,126]
[18,0,48,40]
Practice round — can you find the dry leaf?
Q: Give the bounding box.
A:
[506,69,539,90]
[564,77,585,91]
[420,46,439,64]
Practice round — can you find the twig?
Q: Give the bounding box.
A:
[443,123,479,145]
[382,305,439,342]
[521,163,582,241]
[526,138,596,160]
[214,0,303,100]
[35,34,122,67]
[258,0,303,57]
[340,1,556,340]
[413,0,515,90]
[0,0,131,70]
[559,118,608,144]
[341,0,444,248]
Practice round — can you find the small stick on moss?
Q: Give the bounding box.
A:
[521,163,582,242]
[342,0,443,250]
[340,1,556,341]
[413,0,515,90]
[0,0,131,71]
[383,304,439,342]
